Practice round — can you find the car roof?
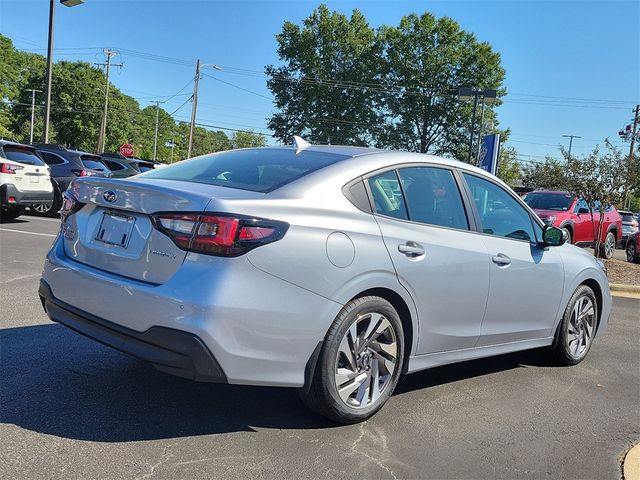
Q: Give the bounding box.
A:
[0,140,38,152]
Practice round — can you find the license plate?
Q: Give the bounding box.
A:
[95,212,136,248]
[29,175,40,183]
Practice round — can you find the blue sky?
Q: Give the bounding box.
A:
[1,0,638,163]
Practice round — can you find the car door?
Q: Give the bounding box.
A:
[367,166,490,354]
[462,173,565,345]
[573,197,594,243]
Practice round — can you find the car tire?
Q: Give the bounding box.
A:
[562,227,572,245]
[599,231,616,259]
[627,240,639,264]
[30,186,61,218]
[299,296,404,424]
[0,205,26,221]
[551,285,598,366]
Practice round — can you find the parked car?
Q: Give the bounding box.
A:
[40,143,611,423]
[619,210,639,247]
[522,190,622,259]
[98,152,141,178]
[626,231,640,264]
[30,144,113,216]
[0,140,54,220]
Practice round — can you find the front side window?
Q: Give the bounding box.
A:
[464,173,535,242]
[367,170,408,220]
[398,167,468,230]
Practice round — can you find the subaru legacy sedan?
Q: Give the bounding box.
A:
[40,141,611,423]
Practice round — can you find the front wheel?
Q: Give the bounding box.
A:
[551,285,598,366]
[300,296,404,424]
[600,231,616,259]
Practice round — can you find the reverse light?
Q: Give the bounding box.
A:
[1,163,24,174]
[152,213,288,257]
[70,169,95,177]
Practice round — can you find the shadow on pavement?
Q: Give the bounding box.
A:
[1,323,550,442]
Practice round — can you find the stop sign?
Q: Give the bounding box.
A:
[119,144,134,157]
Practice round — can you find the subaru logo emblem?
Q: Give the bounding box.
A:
[103,190,117,203]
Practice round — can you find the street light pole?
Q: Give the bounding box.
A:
[458,88,497,165]
[42,0,84,144]
[27,89,42,144]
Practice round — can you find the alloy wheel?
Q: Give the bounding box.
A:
[566,296,595,359]
[628,242,637,263]
[604,233,615,258]
[32,203,52,214]
[334,312,398,409]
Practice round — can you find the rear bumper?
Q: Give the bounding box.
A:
[39,279,228,383]
[1,183,53,206]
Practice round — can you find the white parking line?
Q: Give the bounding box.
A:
[0,228,57,237]
[22,215,61,223]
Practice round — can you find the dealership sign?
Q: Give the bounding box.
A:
[479,134,501,176]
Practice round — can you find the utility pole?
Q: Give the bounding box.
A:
[95,49,123,153]
[458,88,497,165]
[152,100,163,161]
[187,60,222,159]
[187,59,201,160]
[26,89,42,144]
[562,134,581,160]
[623,105,639,209]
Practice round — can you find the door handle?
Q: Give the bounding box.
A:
[398,242,425,257]
[491,253,511,266]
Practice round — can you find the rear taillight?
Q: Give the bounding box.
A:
[152,213,288,257]
[70,169,96,177]
[59,192,84,223]
[1,163,24,174]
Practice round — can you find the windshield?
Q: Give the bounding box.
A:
[523,192,573,211]
[143,148,347,192]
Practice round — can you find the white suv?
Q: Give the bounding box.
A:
[0,141,54,220]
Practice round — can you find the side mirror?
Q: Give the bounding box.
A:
[542,225,567,247]
[577,207,590,214]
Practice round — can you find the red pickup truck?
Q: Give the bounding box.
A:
[523,190,622,259]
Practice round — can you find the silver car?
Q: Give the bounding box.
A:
[40,141,611,423]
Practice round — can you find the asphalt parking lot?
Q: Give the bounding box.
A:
[1,215,639,480]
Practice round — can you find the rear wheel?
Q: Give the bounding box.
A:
[551,285,598,366]
[300,296,404,424]
[562,227,573,245]
[0,205,26,221]
[30,187,61,217]
[627,240,639,264]
[600,231,615,259]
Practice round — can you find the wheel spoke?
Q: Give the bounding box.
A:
[369,359,381,404]
[354,372,371,406]
[338,335,356,371]
[361,317,391,351]
[337,372,367,403]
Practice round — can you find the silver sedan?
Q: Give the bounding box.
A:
[40,140,611,423]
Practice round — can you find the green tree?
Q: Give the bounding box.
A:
[266,5,381,145]
[378,13,505,157]
[231,130,267,149]
[521,157,568,190]
[496,146,521,187]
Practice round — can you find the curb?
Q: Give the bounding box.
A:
[623,443,640,480]
[610,284,640,294]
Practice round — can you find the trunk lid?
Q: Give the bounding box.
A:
[63,177,227,284]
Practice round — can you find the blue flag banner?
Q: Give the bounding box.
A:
[479,134,501,175]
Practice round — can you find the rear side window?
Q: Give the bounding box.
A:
[367,170,408,220]
[39,151,66,165]
[104,160,125,171]
[81,156,108,171]
[142,149,347,193]
[2,146,45,166]
[398,167,469,230]
[620,212,634,222]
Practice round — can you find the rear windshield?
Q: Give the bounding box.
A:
[2,146,46,166]
[620,212,635,222]
[81,156,108,172]
[142,149,347,192]
[523,192,573,211]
